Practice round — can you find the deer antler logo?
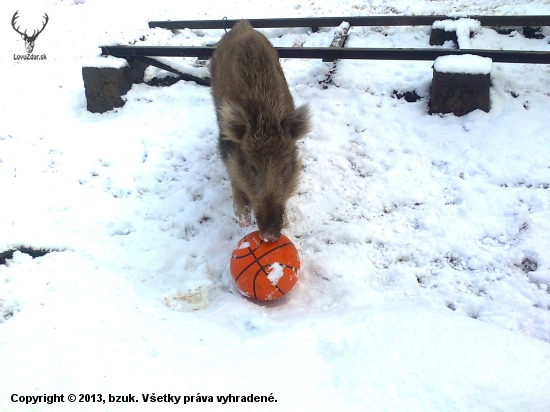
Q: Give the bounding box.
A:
[11,11,49,54]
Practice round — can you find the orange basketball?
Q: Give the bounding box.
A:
[230,231,300,301]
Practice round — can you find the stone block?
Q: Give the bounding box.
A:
[429,28,458,46]
[430,19,481,49]
[82,66,132,113]
[429,55,492,117]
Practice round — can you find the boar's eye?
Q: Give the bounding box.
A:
[249,164,258,175]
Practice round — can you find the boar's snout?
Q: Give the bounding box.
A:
[260,232,281,243]
[255,195,285,242]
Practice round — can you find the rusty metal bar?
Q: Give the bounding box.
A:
[148,15,550,30]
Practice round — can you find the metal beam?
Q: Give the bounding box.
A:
[101,46,550,64]
[103,46,215,59]
[148,15,550,30]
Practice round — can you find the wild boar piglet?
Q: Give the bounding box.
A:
[210,20,311,242]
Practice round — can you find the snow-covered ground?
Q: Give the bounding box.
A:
[1,0,550,410]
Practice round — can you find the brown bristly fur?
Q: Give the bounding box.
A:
[210,20,311,241]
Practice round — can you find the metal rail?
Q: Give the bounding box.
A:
[102,46,550,64]
[148,15,550,30]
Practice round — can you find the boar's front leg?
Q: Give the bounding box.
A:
[232,185,251,227]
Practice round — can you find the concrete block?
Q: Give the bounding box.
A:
[429,55,492,116]
[82,66,132,113]
[429,28,458,46]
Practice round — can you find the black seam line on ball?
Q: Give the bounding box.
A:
[251,245,264,301]
[231,238,264,259]
[252,245,291,300]
[234,242,294,290]
[256,264,286,299]
[255,242,293,261]
[234,246,261,283]
[252,247,289,299]
[234,242,293,281]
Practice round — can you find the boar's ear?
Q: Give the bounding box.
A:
[282,104,311,140]
[219,102,250,143]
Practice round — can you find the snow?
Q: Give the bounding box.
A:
[434,54,493,74]
[238,241,251,249]
[266,263,285,286]
[337,21,351,32]
[432,18,482,49]
[2,0,550,410]
[82,55,128,69]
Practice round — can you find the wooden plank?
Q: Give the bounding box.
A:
[101,46,550,64]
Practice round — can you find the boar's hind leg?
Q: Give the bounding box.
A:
[232,185,251,227]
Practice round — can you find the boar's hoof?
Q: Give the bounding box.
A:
[238,212,251,228]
